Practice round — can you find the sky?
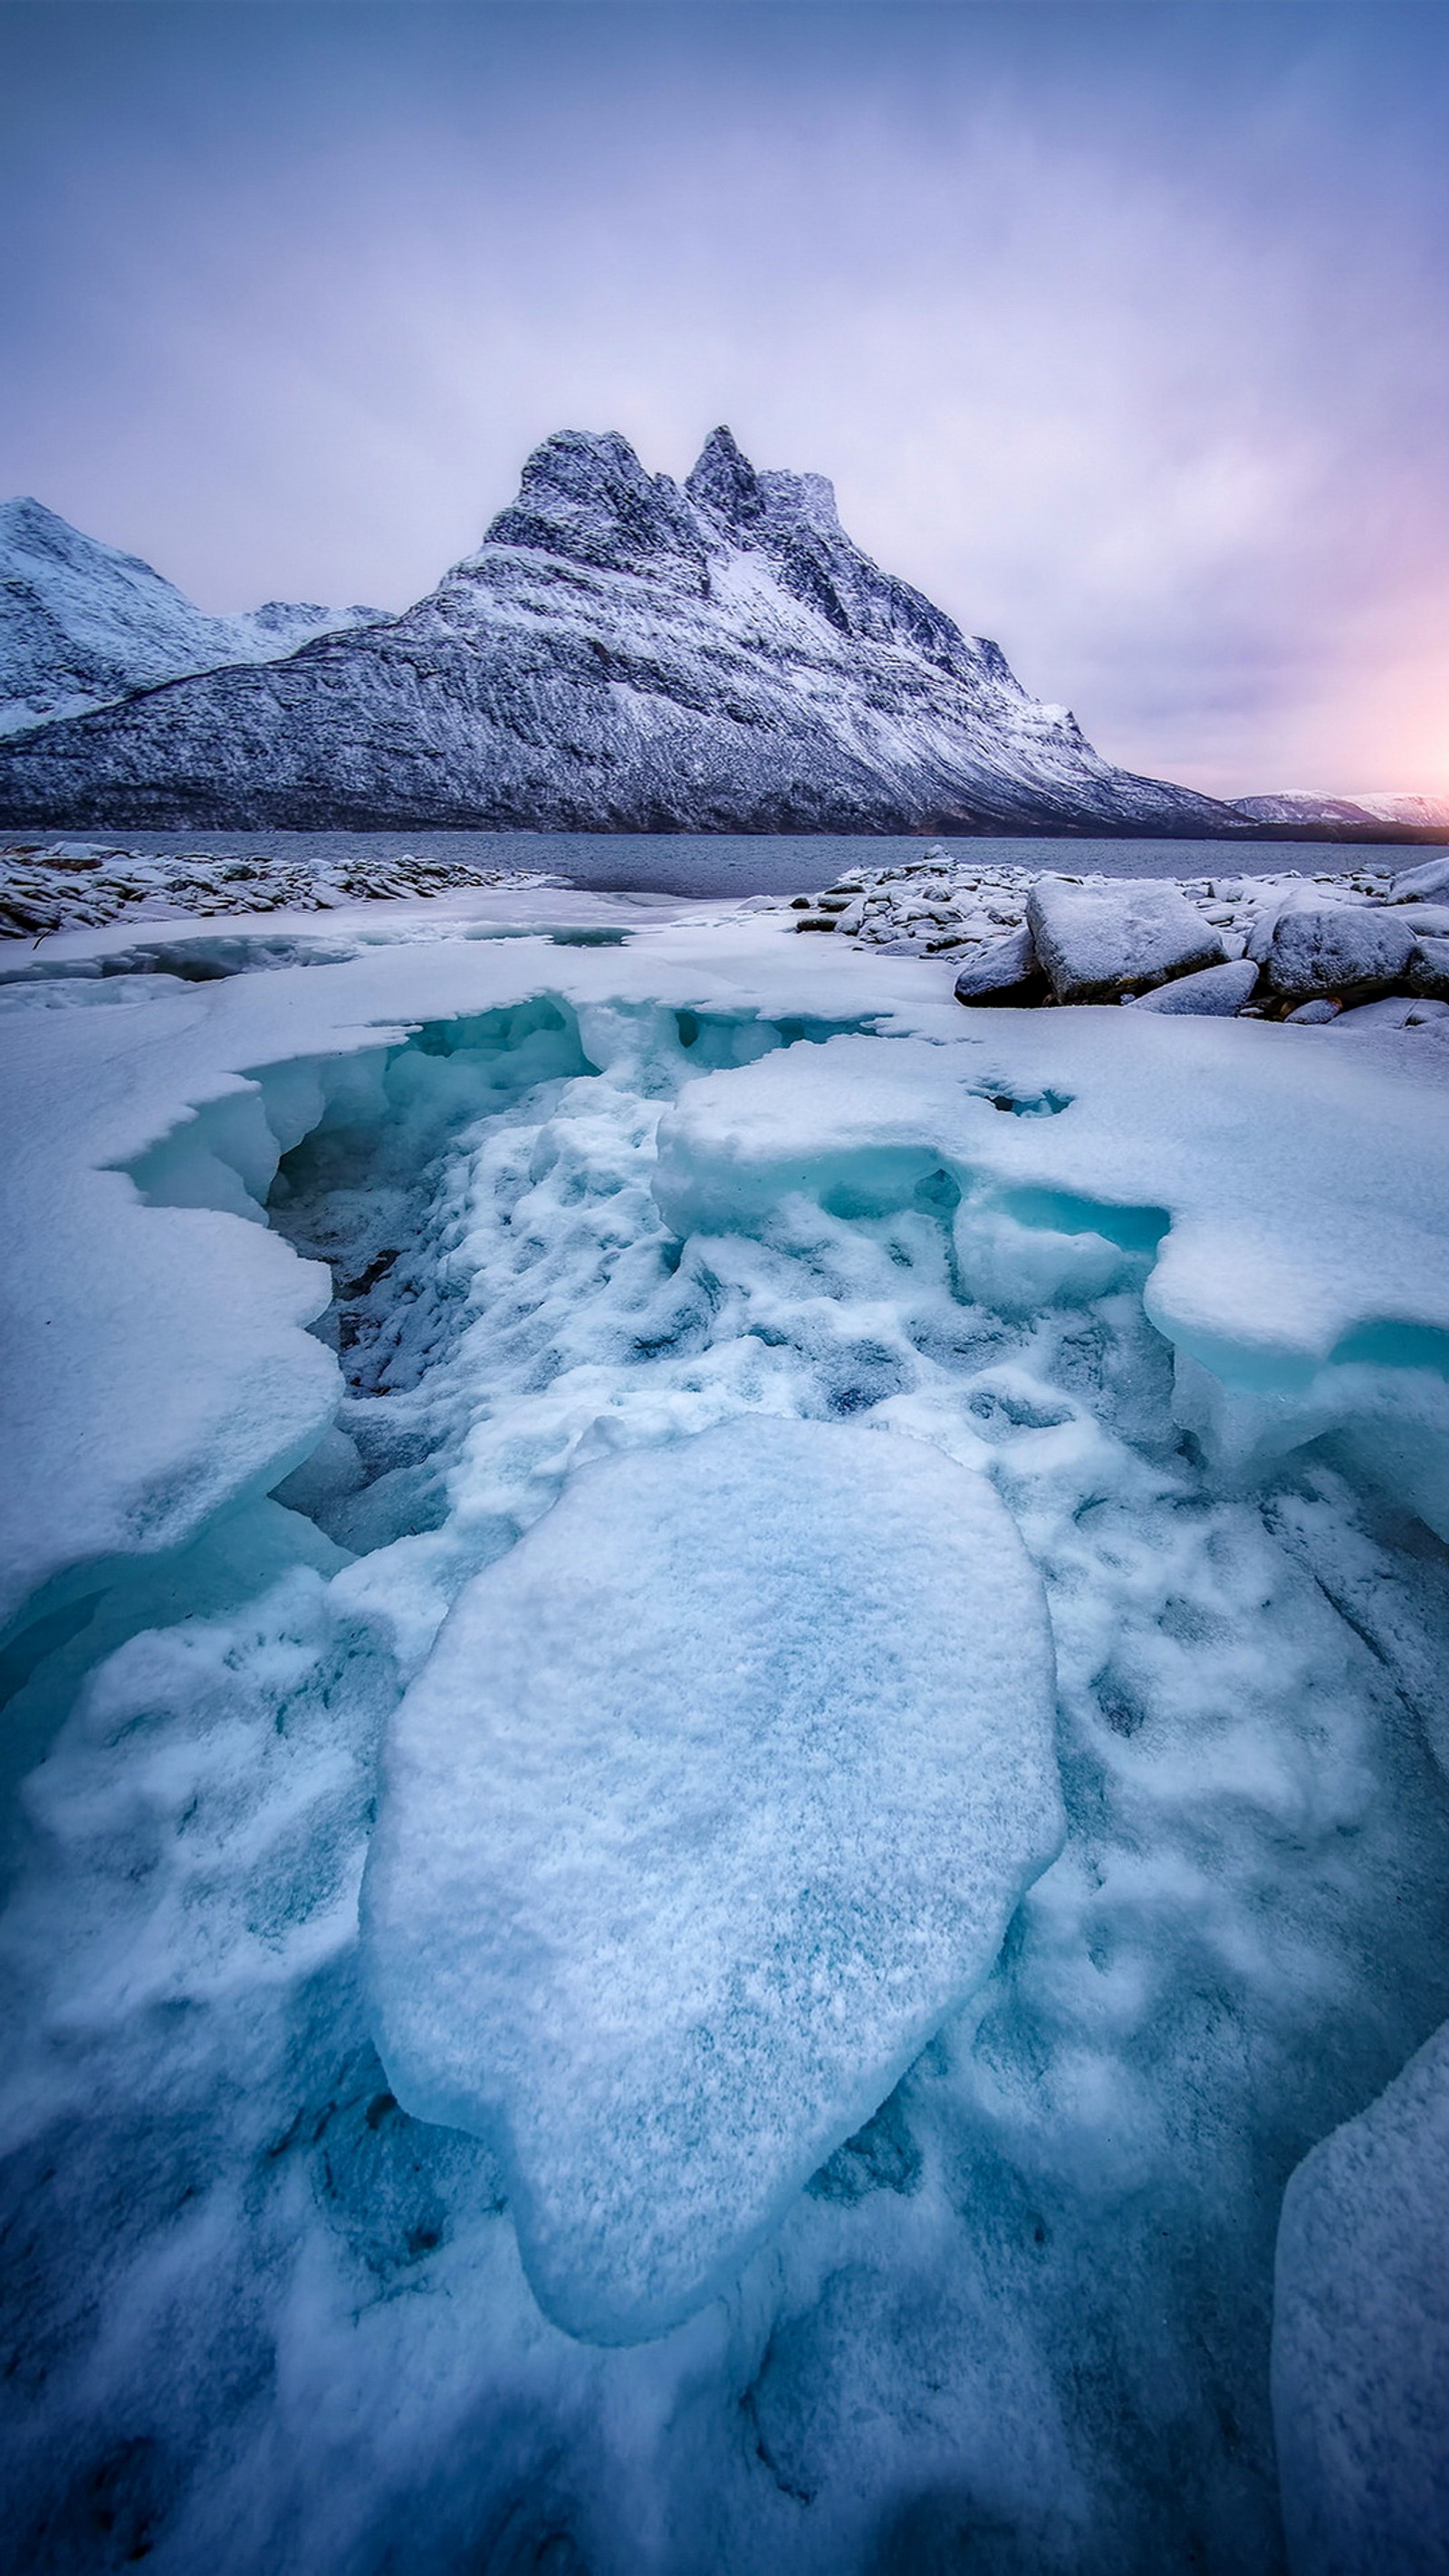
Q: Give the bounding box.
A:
[1,1,1446,800]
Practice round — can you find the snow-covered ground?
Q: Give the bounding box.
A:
[2,880,1448,2574]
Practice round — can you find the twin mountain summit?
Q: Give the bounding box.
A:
[0,427,1414,838]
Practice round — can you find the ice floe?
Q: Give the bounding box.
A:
[365,1414,1061,2341]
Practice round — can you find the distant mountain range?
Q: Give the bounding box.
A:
[0,497,384,739]
[0,434,1441,841]
[1232,790,1449,832]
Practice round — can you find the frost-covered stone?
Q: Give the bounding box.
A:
[1026,877,1228,1004]
[1265,899,1416,1003]
[1408,936,1449,1001]
[1126,958,1258,1015]
[952,925,1046,1007]
[1273,2019,1449,2575]
[1336,994,1449,1031]
[1388,853,1449,905]
[1284,997,1340,1024]
[363,1414,1061,2343]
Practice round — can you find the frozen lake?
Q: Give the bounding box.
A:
[24,825,1430,898]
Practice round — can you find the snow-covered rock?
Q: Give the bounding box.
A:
[0,496,383,738]
[1408,937,1449,1001]
[1283,997,1341,1024]
[0,431,1251,834]
[1025,876,1227,1004]
[1390,854,1449,905]
[1273,2019,1449,2575]
[1336,994,1449,1031]
[952,924,1046,1006]
[364,1413,1061,2343]
[0,837,560,939]
[1125,958,1259,1015]
[1263,899,1417,1004]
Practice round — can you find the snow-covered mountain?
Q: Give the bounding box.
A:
[0,496,384,738]
[1235,790,1449,832]
[0,429,1250,834]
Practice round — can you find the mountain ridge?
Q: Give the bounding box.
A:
[0,432,1435,840]
[0,495,384,739]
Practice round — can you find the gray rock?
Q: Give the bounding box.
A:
[1025,878,1227,1004]
[1126,958,1259,1016]
[1407,937,1449,1001]
[1335,994,1449,1029]
[953,924,1047,1007]
[1283,997,1341,1024]
[1265,899,1417,1003]
[1387,853,1449,904]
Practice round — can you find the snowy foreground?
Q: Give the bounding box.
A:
[3,875,1449,2574]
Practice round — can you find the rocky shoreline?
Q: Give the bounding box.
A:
[782,843,1449,1030]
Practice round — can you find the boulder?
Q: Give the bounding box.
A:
[1025,878,1226,1004]
[1407,937,1449,1002]
[1387,853,1449,905]
[1127,958,1259,1017]
[953,925,1047,1008]
[1283,998,1340,1024]
[1336,994,1449,1030]
[1264,899,1416,1004]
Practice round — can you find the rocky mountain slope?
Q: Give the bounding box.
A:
[0,496,383,738]
[0,430,1256,836]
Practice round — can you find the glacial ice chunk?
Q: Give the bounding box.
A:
[363,1413,1061,2344]
[1273,2018,1449,2574]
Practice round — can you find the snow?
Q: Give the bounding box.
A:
[4,880,1449,2566]
[1025,876,1227,1001]
[1273,2020,1449,2574]
[365,1414,1061,2342]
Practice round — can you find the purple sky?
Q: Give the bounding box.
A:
[3,2,1446,798]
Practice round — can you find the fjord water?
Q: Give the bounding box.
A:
[45,828,1428,898]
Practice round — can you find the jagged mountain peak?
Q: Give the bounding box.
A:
[2,495,189,591]
[0,426,1244,837]
[482,428,707,584]
[686,426,758,523]
[686,427,841,541]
